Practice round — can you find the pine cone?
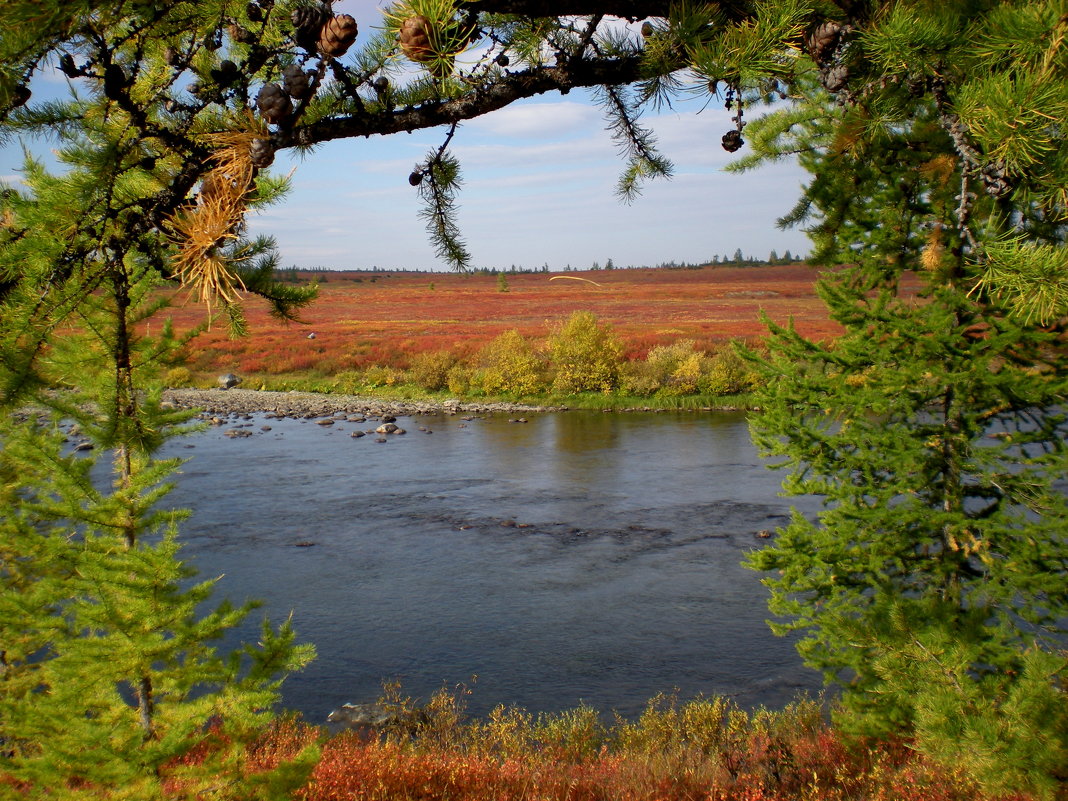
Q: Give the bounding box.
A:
[821,64,849,92]
[59,54,80,78]
[318,14,358,58]
[806,21,841,64]
[256,83,292,123]
[721,130,744,152]
[399,15,435,63]
[10,85,30,108]
[210,59,239,87]
[282,64,312,99]
[229,23,257,45]
[291,3,329,30]
[292,3,330,51]
[104,64,129,94]
[250,138,275,168]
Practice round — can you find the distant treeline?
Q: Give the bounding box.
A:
[274,252,804,282]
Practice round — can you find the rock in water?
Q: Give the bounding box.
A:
[326,702,428,734]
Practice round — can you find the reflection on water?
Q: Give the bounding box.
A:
[160,409,824,723]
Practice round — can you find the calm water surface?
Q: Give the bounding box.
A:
[160,409,824,722]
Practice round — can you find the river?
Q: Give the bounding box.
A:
[158,408,825,723]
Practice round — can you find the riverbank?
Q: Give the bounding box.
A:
[161,388,564,418]
[161,388,744,418]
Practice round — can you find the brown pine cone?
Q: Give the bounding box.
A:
[250,138,275,168]
[318,14,358,58]
[291,3,329,30]
[229,23,257,45]
[256,83,293,123]
[210,59,239,87]
[821,64,849,92]
[721,130,744,152]
[806,21,841,64]
[292,3,330,51]
[399,15,435,63]
[11,85,30,108]
[282,64,312,99]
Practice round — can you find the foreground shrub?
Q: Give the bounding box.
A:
[548,311,625,394]
[446,363,476,395]
[476,330,546,396]
[649,340,702,394]
[699,343,761,395]
[619,340,702,396]
[238,691,1030,801]
[408,350,459,391]
[620,359,664,396]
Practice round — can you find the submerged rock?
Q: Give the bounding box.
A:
[326,702,427,733]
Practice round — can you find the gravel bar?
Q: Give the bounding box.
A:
[161,388,564,418]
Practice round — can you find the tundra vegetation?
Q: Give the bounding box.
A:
[0,1,1065,800]
[162,263,833,405]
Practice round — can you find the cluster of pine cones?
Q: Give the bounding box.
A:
[254,5,357,127]
[806,20,850,93]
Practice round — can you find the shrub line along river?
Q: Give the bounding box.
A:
[146,389,823,723]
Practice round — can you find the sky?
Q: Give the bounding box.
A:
[0,2,813,272]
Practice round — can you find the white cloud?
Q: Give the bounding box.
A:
[456,137,612,171]
[465,101,602,139]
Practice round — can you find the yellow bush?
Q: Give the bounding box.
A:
[667,351,705,395]
[620,361,663,396]
[548,311,624,394]
[408,350,457,391]
[476,330,545,396]
[645,340,697,377]
[446,364,475,395]
[698,344,760,395]
[162,366,195,387]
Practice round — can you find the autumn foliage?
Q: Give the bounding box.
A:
[207,691,1041,801]
[162,264,842,392]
